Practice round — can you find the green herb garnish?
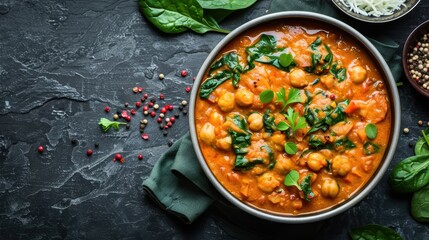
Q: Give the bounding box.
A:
[330,62,347,82]
[259,89,274,103]
[363,141,380,155]
[283,170,314,201]
[284,142,298,155]
[283,107,307,136]
[365,123,378,140]
[98,118,127,132]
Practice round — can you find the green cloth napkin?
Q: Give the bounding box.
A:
[143,0,403,233]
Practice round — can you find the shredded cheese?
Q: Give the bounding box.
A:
[339,0,406,17]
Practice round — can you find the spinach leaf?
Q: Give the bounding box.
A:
[306,99,349,133]
[139,0,230,34]
[322,44,333,70]
[415,129,429,155]
[197,0,257,10]
[300,174,315,202]
[411,184,429,222]
[246,34,295,72]
[330,62,347,82]
[306,53,322,73]
[261,145,276,169]
[363,141,380,155]
[349,224,403,240]
[199,71,233,98]
[389,154,429,193]
[305,37,333,73]
[228,128,255,170]
[308,135,327,149]
[309,36,322,51]
[334,137,356,151]
[209,51,243,87]
[263,109,276,133]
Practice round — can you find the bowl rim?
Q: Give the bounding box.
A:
[189,11,401,223]
[402,19,429,98]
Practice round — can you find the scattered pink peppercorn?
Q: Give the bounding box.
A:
[115,153,122,160]
[159,94,164,100]
[143,106,149,111]
[119,158,125,163]
[330,94,336,100]
[161,108,167,114]
[138,154,143,160]
[132,87,139,93]
[168,105,173,111]
[125,116,131,122]
[130,109,136,115]
[157,117,162,123]
[141,97,146,102]
[135,101,141,107]
[141,133,149,140]
[148,102,154,108]
[185,86,191,92]
[138,87,143,92]
[143,93,148,99]
[87,149,93,156]
[164,125,169,129]
[150,111,156,117]
[167,121,173,127]
[170,117,176,123]
[121,110,129,118]
[104,106,110,113]
[181,70,187,77]
[37,146,44,153]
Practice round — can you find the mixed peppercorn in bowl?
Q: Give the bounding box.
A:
[402,19,429,98]
[189,12,401,223]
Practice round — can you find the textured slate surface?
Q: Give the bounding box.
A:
[0,0,428,239]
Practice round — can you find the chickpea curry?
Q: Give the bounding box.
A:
[195,20,391,215]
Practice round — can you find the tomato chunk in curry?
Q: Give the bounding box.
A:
[195,20,391,215]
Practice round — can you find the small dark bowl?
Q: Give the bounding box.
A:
[402,19,429,98]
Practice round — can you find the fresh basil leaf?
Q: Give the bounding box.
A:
[330,62,347,82]
[349,224,403,240]
[415,129,429,155]
[197,0,257,10]
[139,0,230,34]
[365,123,378,140]
[263,109,276,133]
[389,154,429,193]
[363,141,380,156]
[276,121,290,131]
[199,71,233,98]
[260,90,274,103]
[279,53,294,67]
[411,184,429,222]
[284,170,301,190]
[285,142,298,155]
[300,174,314,202]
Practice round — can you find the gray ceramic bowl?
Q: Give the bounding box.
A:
[189,11,400,223]
[332,0,420,23]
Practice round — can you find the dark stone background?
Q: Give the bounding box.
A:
[0,0,428,239]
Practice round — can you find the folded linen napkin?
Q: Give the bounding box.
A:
[143,0,403,233]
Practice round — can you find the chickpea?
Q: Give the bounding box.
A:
[218,92,235,112]
[306,153,326,172]
[257,172,281,193]
[332,155,352,176]
[289,68,308,88]
[209,111,224,126]
[235,88,254,107]
[200,122,215,145]
[320,74,335,89]
[248,113,263,131]
[216,136,232,151]
[349,66,367,83]
[321,178,340,198]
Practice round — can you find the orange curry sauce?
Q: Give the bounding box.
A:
[195,20,391,215]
